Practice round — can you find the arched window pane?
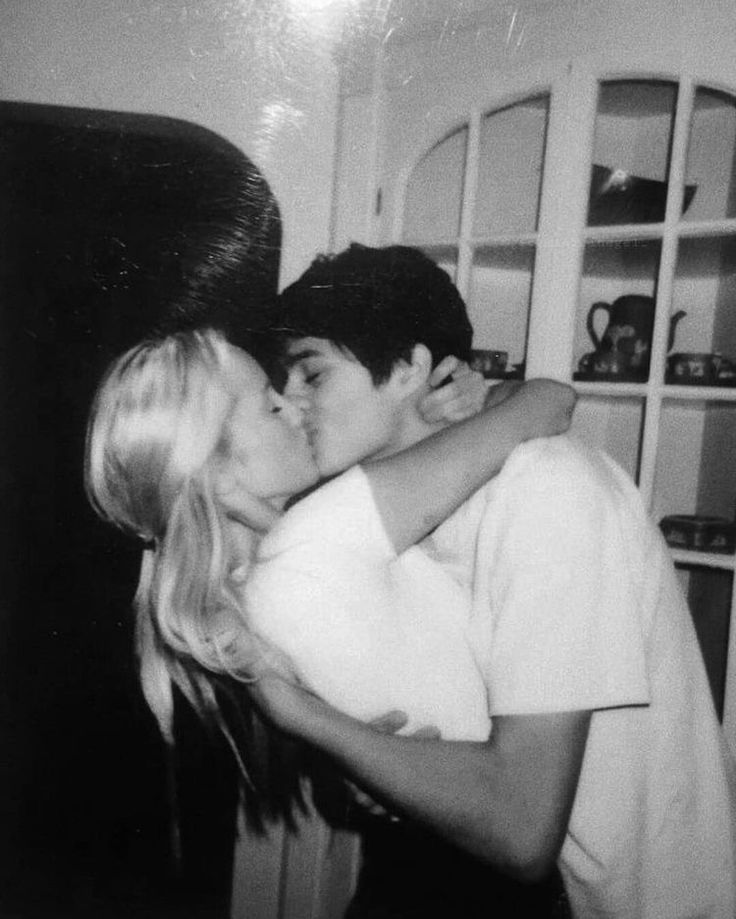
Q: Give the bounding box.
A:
[474,94,549,236]
[403,125,467,241]
[684,87,736,222]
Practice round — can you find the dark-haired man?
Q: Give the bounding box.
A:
[279,242,476,476]
[255,243,736,919]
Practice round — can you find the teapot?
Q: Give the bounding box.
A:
[586,295,686,374]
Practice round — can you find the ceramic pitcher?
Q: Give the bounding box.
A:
[587,295,686,371]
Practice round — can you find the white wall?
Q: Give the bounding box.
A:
[0,0,341,285]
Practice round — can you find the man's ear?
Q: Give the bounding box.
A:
[390,344,433,397]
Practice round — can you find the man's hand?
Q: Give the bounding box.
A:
[366,710,440,741]
[247,671,326,738]
[348,712,440,819]
[247,675,444,821]
[419,356,488,423]
[249,673,440,743]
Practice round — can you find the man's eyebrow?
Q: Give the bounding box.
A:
[283,348,322,367]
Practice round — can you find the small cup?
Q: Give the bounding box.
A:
[591,350,631,376]
[668,352,721,384]
[470,349,508,378]
[578,349,632,377]
[716,356,736,382]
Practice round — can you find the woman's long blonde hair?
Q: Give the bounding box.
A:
[85,330,292,793]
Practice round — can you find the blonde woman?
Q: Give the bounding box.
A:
[85,329,574,795]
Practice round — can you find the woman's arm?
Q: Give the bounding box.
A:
[365,378,576,555]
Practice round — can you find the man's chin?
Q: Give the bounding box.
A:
[315,450,357,479]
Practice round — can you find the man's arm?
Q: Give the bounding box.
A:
[249,673,591,882]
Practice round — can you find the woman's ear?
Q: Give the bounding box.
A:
[212,461,280,533]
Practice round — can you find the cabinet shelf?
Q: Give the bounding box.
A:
[405,238,458,250]
[469,233,539,247]
[573,381,736,401]
[407,233,540,248]
[677,218,736,239]
[583,219,736,242]
[670,547,736,571]
[584,223,665,243]
[574,380,648,397]
[663,384,736,402]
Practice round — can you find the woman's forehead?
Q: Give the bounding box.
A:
[223,344,268,392]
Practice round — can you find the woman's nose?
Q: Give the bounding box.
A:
[280,384,310,417]
[274,390,305,426]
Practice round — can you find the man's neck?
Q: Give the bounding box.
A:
[377,410,447,459]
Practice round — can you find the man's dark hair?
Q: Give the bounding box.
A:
[276,243,473,384]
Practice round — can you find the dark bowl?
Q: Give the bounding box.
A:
[660,514,736,553]
[588,165,697,226]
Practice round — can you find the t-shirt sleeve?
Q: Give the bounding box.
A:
[247,466,405,722]
[481,444,651,715]
[259,466,395,565]
[247,547,396,718]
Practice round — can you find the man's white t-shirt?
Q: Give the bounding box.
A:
[246,437,736,918]
[245,466,490,741]
[425,435,736,919]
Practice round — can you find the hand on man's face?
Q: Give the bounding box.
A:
[419,356,488,424]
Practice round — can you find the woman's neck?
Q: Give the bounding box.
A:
[225,518,262,583]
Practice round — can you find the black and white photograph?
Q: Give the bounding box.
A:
[1,2,736,917]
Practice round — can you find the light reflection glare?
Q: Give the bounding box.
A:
[283,0,362,41]
[286,0,356,13]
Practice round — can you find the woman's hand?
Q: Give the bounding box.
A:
[419,358,577,440]
[419,356,488,423]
